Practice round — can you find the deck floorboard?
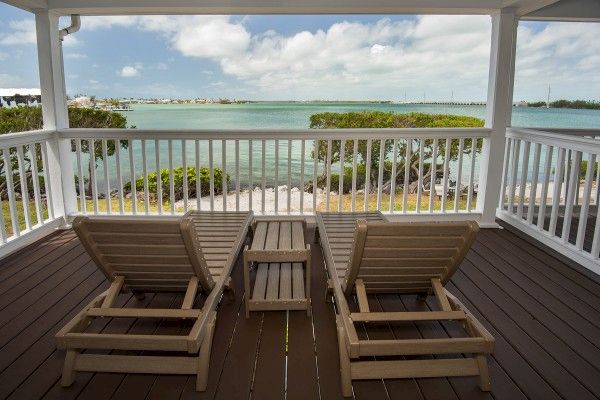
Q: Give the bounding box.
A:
[0,223,598,400]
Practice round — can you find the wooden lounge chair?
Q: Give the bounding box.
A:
[316,211,494,397]
[55,211,252,391]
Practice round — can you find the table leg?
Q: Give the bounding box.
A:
[243,245,251,318]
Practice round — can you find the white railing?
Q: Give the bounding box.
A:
[0,129,63,257]
[498,127,600,274]
[58,128,489,218]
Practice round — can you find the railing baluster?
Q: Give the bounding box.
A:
[222,140,227,212]
[128,139,136,215]
[182,140,188,212]
[594,159,600,205]
[377,139,385,212]
[28,143,43,225]
[209,139,214,212]
[417,139,424,213]
[0,181,6,242]
[508,139,521,215]
[325,139,331,212]
[453,138,464,212]
[75,139,85,214]
[549,147,566,235]
[235,139,240,212]
[16,146,31,230]
[249,140,253,212]
[40,142,54,220]
[115,140,124,214]
[403,139,412,213]
[516,140,530,219]
[312,140,318,213]
[288,139,292,214]
[338,139,345,212]
[89,139,98,215]
[537,145,553,230]
[364,139,372,211]
[102,139,111,214]
[467,138,477,213]
[262,139,266,215]
[561,150,581,241]
[577,153,596,250]
[499,137,511,210]
[168,139,175,214]
[592,208,600,259]
[3,148,19,236]
[142,139,149,215]
[526,143,541,224]
[155,139,162,214]
[429,138,438,212]
[390,139,398,213]
[275,139,279,213]
[441,139,451,213]
[299,140,305,214]
[195,140,201,211]
[351,140,358,212]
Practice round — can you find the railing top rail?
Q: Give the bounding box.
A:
[507,127,600,154]
[0,129,55,148]
[516,126,600,137]
[58,127,491,140]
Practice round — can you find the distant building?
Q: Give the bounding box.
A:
[0,88,42,107]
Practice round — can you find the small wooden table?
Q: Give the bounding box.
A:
[243,219,311,317]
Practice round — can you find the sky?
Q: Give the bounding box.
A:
[0,3,599,101]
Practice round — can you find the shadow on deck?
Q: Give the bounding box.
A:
[0,221,599,400]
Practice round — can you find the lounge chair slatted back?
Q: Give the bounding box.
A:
[73,216,215,292]
[344,220,479,294]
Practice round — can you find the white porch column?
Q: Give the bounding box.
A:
[476,8,518,227]
[35,10,77,223]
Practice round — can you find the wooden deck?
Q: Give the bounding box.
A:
[1,221,600,400]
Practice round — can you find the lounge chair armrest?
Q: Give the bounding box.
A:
[350,311,467,323]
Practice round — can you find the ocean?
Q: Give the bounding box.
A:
[123,102,600,130]
[85,102,600,191]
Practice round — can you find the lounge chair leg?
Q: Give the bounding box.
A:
[196,313,216,391]
[476,355,491,391]
[224,277,235,300]
[60,349,79,387]
[337,320,353,398]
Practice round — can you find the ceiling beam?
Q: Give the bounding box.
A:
[2,0,47,12]
[45,0,504,16]
[512,0,561,16]
[523,0,600,21]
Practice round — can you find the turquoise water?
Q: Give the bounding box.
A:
[83,103,600,192]
[123,102,600,130]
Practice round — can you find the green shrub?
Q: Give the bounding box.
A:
[124,166,229,201]
[580,160,599,178]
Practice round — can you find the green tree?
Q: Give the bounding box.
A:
[309,111,484,193]
[0,105,129,198]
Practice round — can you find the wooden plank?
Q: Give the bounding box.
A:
[264,222,280,250]
[291,221,305,250]
[265,263,280,300]
[251,222,268,250]
[251,312,287,400]
[279,221,292,250]
[279,262,292,300]
[291,262,305,300]
[251,263,268,301]
[287,309,319,400]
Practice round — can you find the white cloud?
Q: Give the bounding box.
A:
[55,15,600,100]
[118,65,140,77]
[0,19,36,45]
[157,62,168,70]
[65,53,87,59]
